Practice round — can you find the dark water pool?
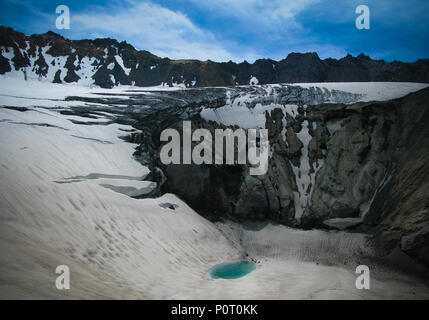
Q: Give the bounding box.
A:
[209,261,256,279]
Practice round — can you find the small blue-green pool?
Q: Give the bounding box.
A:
[209,261,256,279]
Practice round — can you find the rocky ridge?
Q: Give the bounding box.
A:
[1,26,429,88]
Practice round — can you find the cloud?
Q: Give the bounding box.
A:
[5,0,424,63]
[186,0,320,30]
[0,0,349,62]
[180,0,348,60]
[70,1,256,62]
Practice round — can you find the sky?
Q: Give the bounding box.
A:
[0,0,428,63]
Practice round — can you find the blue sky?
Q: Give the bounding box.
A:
[0,0,428,62]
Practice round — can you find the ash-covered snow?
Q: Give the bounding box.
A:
[200,82,428,130]
[294,82,429,102]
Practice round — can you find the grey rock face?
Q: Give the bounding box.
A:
[304,104,394,227]
[146,85,364,226]
[361,89,429,266]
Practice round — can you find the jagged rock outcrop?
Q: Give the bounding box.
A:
[300,101,397,227]
[1,26,429,88]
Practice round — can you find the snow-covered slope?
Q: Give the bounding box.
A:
[1,79,429,299]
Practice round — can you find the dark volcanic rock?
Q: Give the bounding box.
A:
[361,88,429,266]
[0,54,11,74]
